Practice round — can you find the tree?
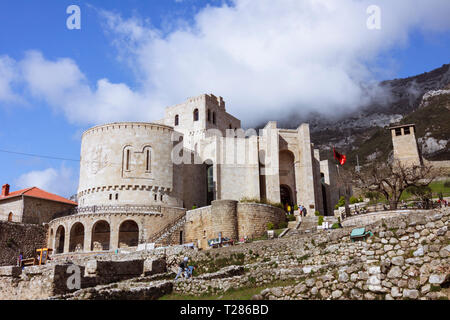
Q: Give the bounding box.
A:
[354,160,440,210]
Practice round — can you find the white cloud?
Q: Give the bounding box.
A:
[97,0,450,126]
[19,51,159,124]
[3,1,450,127]
[15,164,78,198]
[0,55,21,103]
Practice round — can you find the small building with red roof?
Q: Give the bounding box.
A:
[0,184,77,225]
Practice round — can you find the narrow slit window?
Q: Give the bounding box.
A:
[146,149,150,171]
[115,193,118,200]
[126,149,130,170]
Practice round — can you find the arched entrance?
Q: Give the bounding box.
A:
[280,185,293,208]
[206,161,214,206]
[55,225,65,254]
[8,212,13,222]
[69,223,85,252]
[91,220,110,251]
[279,150,296,209]
[118,220,139,248]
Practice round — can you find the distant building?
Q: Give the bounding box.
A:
[389,124,423,166]
[0,184,77,225]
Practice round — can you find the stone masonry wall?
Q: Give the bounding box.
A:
[0,221,47,266]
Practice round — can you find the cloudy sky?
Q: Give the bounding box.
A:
[0,0,449,197]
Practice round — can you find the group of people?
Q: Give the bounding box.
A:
[174,257,194,280]
[284,203,307,217]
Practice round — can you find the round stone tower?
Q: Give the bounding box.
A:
[77,122,182,208]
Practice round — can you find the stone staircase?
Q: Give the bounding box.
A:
[148,214,186,245]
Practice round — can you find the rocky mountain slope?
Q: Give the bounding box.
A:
[285,63,450,166]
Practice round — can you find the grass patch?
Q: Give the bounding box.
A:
[159,279,297,300]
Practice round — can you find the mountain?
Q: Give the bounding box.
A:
[301,64,450,166]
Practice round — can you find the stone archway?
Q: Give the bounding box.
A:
[55,225,65,254]
[91,220,111,251]
[118,220,139,248]
[8,212,13,222]
[280,184,293,208]
[69,222,85,252]
[279,150,296,208]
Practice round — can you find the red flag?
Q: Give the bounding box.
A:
[333,148,347,166]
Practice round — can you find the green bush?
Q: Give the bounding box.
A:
[349,196,359,204]
[444,181,450,188]
[318,215,324,226]
[331,223,340,229]
[192,205,197,209]
[314,211,320,216]
[278,221,288,229]
[286,215,296,222]
[335,196,346,208]
[294,205,299,211]
[267,222,274,230]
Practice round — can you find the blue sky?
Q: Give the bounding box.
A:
[0,0,449,198]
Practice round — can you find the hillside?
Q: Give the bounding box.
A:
[346,90,450,166]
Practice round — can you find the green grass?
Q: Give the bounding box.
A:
[400,180,450,200]
[159,279,296,300]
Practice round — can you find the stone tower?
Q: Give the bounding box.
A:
[389,124,422,166]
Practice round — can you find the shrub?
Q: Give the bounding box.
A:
[286,215,296,222]
[314,211,320,216]
[294,204,299,211]
[192,205,197,209]
[278,221,288,229]
[318,215,324,226]
[349,196,359,204]
[267,222,274,230]
[331,223,340,229]
[444,181,450,188]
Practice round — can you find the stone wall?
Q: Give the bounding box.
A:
[22,197,76,225]
[174,208,450,300]
[0,197,23,222]
[0,221,47,266]
[184,200,286,249]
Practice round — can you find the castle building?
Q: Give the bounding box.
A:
[47,94,343,252]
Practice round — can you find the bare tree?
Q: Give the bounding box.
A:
[354,160,440,210]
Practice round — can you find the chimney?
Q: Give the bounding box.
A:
[2,184,10,197]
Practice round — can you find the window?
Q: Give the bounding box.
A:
[144,148,151,172]
[395,128,402,136]
[115,193,118,200]
[207,110,211,122]
[229,124,232,129]
[404,127,411,135]
[126,149,131,170]
[160,194,163,201]
[154,194,157,201]
[193,109,199,121]
[8,212,12,222]
[109,194,112,200]
[174,115,179,126]
[212,112,216,125]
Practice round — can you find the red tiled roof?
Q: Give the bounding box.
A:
[0,187,77,205]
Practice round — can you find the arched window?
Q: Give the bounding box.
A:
[8,212,13,222]
[212,112,216,125]
[115,193,118,200]
[193,109,199,121]
[91,220,110,251]
[174,115,179,126]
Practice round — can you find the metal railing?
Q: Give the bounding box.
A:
[51,204,162,220]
